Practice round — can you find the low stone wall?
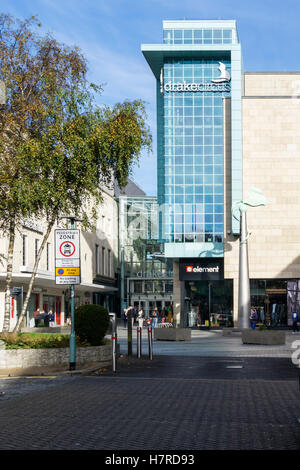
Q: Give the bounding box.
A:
[242,330,286,345]
[0,343,114,369]
[154,328,191,341]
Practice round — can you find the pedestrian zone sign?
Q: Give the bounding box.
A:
[55,229,81,285]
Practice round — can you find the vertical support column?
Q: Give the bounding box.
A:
[238,210,250,329]
[173,260,181,327]
[233,276,239,327]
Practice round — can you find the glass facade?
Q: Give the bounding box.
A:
[163,28,234,45]
[118,196,173,277]
[161,58,230,244]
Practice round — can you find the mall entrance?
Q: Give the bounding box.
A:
[132,299,173,319]
[184,280,233,328]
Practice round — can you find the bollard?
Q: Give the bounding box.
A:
[137,327,142,358]
[147,323,153,360]
[109,313,117,372]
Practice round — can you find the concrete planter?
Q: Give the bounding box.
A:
[0,343,117,370]
[154,328,191,341]
[242,329,286,345]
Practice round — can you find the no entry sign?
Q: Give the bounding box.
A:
[55,229,81,285]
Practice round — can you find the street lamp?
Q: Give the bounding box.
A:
[232,188,267,329]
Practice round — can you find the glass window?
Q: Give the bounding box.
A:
[204,29,212,39]
[134,281,143,294]
[145,281,154,293]
[174,30,183,39]
[185,175,193,184]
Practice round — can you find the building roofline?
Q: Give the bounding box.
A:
[245,71,300,75]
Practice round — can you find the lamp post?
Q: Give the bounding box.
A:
[232,188,267,329]
[237,207,251,329]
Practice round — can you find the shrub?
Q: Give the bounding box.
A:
[74,304,110,346]
[0,333,70,349]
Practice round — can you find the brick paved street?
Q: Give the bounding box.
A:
[0,353,299,451]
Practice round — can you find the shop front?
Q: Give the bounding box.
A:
[250,279,299,328]
[184,279,233,328]
[179,258,234,328]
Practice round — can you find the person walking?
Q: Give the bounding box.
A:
[121,308,128,328]
[33,308,41,327]
[249,308,258,330]
[126,305,135,328]
[152,307,158,328]
[48,309,55,327]
[137,308,144,329]
[292,311,299,333]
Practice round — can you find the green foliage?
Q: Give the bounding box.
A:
[258,324,267,331]
[74,304,110,346]
[0,332,70,349]
[0,332,110,349]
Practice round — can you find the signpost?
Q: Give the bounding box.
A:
[55,224,81,370]
[55,229,81,285]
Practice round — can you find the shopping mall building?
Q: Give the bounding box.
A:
[141,19,300,328]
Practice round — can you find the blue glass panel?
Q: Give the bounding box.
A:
[205,195,213,203]
[184,117,193,126]
[214,214,224,223]
[215,204,223,213]
[204,175,213,184]
[214,175,224,184]
[215,224,224,233]
[184,155,193,164]
[174,30,183,39]
[175,186,184,194]
[185,166,194,174]
[184,195,193,203]
[185,175,193,184]
[183,29,192,38]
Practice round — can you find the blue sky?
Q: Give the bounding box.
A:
[3,0,300,195]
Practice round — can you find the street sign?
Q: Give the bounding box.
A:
[11,287,23,297]
[55,229,81,285]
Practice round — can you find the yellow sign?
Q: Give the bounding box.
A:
[56,267,80,276]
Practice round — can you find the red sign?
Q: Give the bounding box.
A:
[59,241,76,257]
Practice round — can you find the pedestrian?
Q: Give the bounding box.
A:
[126,305,135,328]
[137,308,144,328]
[152,307,158,328]
[48,309,55,327]
[33,308,41,327]
[249,308,258,330]
[167,306,173,323]
[121,308,127,328]
[133,306,138,324]
[44,310,50,327]
[291,311,299,334]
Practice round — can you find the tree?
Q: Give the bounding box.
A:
[0,14,152,332]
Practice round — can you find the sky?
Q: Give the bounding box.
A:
[2,0,300,195]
